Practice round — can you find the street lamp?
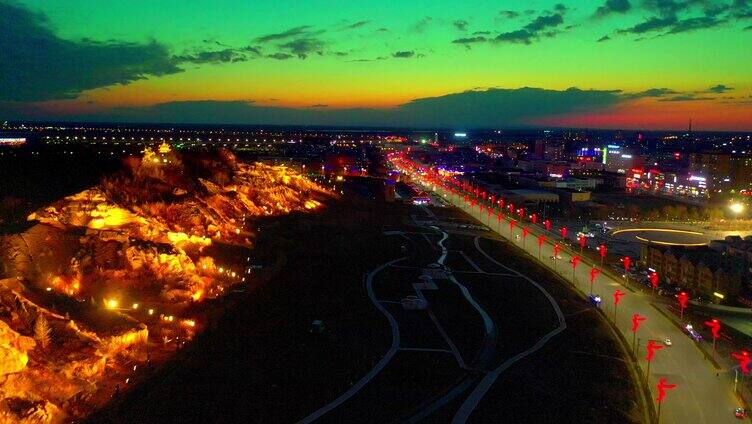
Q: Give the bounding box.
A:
[729,202,745,216]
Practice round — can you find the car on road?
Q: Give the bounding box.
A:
[734,407,747,419]
[549,255,562,260]
[664,339,672,346]
[685,324,703,341]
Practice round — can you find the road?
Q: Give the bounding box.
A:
[435,184,743,424]
[299,206,576,423]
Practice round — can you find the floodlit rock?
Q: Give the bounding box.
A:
[0,320,34,376]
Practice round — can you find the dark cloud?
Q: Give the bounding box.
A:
[31,87,624,128]
[392,50,415,58]
[666,15,726,34]
[255,25,315,42]
[500,10,520,18]
[254,25,327,59]
[495,6,568,44]
[708,84,734,93]
[0,1,182,101]
[496,13,564,44]
[595,0,632,17]
[453,20,469,31]
[623,87,678,99]
[642,0,691,17]
[473,30,492,35]
[278,38,325,59]
[242,45,262,55]
[618,15,677,34]
[175,48,248,64]
[611,0,750,38]
[266,52,294,60]
[452,36,488,47]
[347,20,370,29]
[597,35,612,41]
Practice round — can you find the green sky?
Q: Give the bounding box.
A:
[2,0,752,129]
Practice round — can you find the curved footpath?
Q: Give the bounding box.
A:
[431,184,742,424]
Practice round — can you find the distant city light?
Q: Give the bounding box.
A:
[729,202,745,215]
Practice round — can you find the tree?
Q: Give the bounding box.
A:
[662,205,676,220]
[34,315,51,349]
[675,205,688,220]
[708,207,725,221]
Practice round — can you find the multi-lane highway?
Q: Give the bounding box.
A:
[300,203,644,423]
[433,183,744,424]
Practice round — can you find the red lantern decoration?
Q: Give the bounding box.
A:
[571,256,581,270]
[646,340,664,362]
[560,227,568,239]
[613,290,625,306]
[544,220,552,231]
[677,291,689,311]
[589,267,600,283]
[705,319,721,339]
[656,378,676,404]
[631,313,646,333]
[733,351,751,375]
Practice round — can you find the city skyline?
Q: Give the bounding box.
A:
[2,0,752,130]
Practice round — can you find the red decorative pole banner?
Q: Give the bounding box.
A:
[677,291,689,320]
[631,313,646,354]
[656,378,676,424]
[589,267,600,294]
[509,219,517,236]
[613,290,625,321]
[705,319,721,360]
[645,340,664,380]
[578,234,586,252]
[553,243,561,272]
[518,207,525,219]
[537,235,546,259]
[544,220,552,231]
[522,227,529,248]
[650,272,659,296]
[571,255,581,284]
[733,351,751,375]
[531,213,538,225]
[599,244,607,265]
[560,226,568,240]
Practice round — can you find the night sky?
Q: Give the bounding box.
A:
[1,0,751,130]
